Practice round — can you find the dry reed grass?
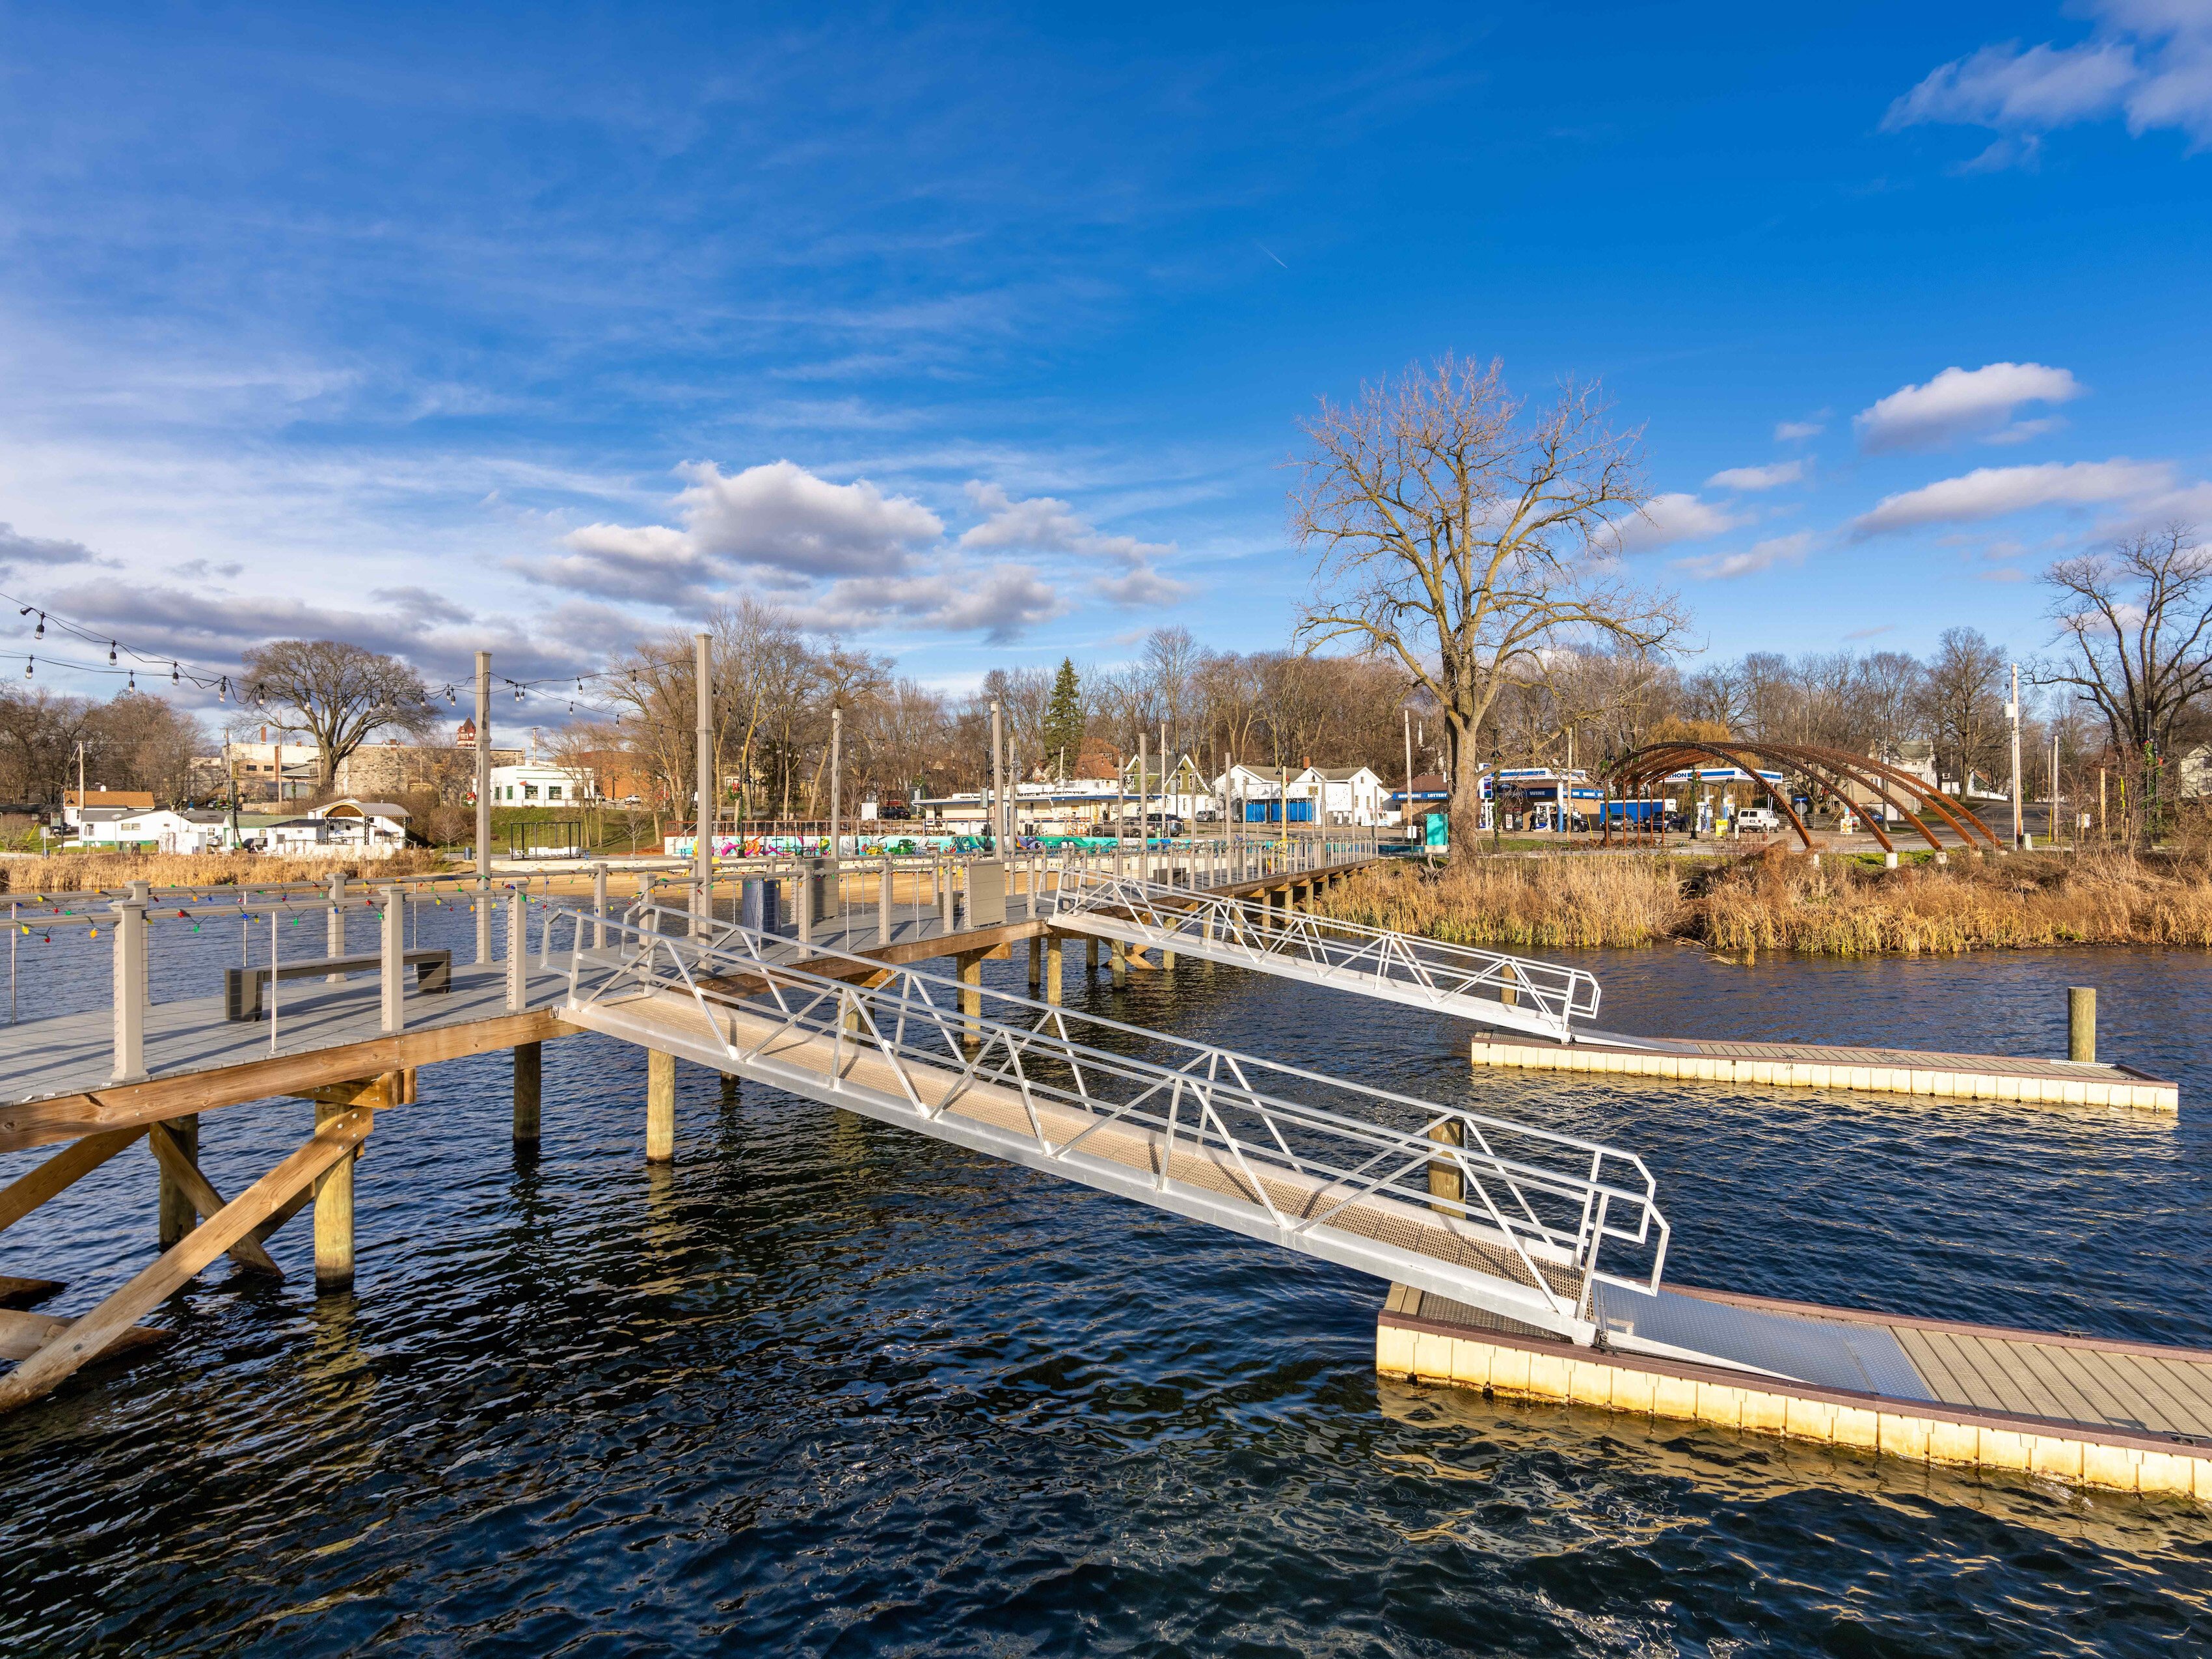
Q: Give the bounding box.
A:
[0,849,449,895]
[1316,844,2212,956]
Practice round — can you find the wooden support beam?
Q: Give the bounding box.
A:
[646,1049,675,1162]
[513,1042,541,1144]
[146,1120,284,1278]
[0,1107,371,1414]
[0,1275,64,1309]
[293,1073,406,1109]
[312,1101,357,1292]
[0,1126,148,1237]
[0,1008,576,1156]
[0,1308,168,1367]
[157,1113,198,1249]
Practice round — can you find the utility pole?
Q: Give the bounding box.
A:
[2008,662,2023,850]
[829,702,843,876]
[1401,708,1414,845]
[474,651,492,965]
[694,632,712,933]
[2051,731,2062,852]
[988,698,1003,850]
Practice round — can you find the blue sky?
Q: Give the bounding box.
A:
[1,1,2208,704]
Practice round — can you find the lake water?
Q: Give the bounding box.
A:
[2,900,2209,1654]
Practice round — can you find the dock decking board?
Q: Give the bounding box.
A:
[1381,1285,2212,1496]
[1469,1032,2179,1111]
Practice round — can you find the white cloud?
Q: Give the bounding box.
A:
[1883,4,2212,156]
[1672,532,1813,580]
[1854,362,2083,453]
[1775,418,1826,441]
[1850,459,2175,537]
[957,479,1190,606]
[675,459,942,576]
[797,562,1070,643]
[1705,460,1806,491]
[1606,492,1753,554]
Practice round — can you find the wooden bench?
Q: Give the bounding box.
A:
[224,950,453,1021]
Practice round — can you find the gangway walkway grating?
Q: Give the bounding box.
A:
[552,901,1669,1345]
[1044,869,1607,1042]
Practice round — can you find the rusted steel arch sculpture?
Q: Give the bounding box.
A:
[1606,741,1818,848]
[1749,742,2002,853]
[1604,740,2002,854]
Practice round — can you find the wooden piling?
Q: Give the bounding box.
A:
[1110,939,1129,987]
[1027,934,1042,989]
[312,1099,355,1293]
[1426,1120,1463,1212]
[957,951,985,1039]
[2069,987,2096,1063]
[1045,934,1064,1005]
[513,1041,542,1144]
[646,1049,676,1162]
[157,1113,198,1248]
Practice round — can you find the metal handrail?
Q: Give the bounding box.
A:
[1047,869,1601,1040]
[549,899,1667,1340]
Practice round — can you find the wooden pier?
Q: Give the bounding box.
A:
[1468,1032,2180,1113]
[1379,1284,2212,1500]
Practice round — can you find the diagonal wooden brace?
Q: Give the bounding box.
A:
[0,1126,148,1237]
[146,1122,284,1278]
[0,1107,373,1415]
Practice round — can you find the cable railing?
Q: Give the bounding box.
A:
[548,899,1667,1341]
[1046,869,1602,1042]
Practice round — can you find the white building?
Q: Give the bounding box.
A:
[479,762,594,805]
[76,807,230,853]
[303,798,411,856]
[1295,765,1390,826]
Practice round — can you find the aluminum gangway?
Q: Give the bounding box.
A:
[551,902,1669,1344]
[1046,869,1606,1044]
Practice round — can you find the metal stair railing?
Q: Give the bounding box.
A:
[1047,869,1602,1042]
[548,900,1667,1342]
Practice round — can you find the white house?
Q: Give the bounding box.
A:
[76,807,230,852]
[1296,765,1390,826]
[479,762,594,805]
[304,798,411,856]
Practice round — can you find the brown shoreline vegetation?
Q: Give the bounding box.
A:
[0,850,450,893]
[1314,843,2212,956]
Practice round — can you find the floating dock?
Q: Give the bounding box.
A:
[1468,1032,2179,1113]
[1379,1284,2212,1498]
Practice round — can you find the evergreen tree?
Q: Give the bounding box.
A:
[1042,658,1085,779]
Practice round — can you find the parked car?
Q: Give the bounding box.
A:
[1734,806,1781,832]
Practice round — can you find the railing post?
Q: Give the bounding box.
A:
[326,871,347,980]
[879,855,893,944]
[507,889,526,1012]
[381,884,405,1034]
[592,861,608,951]
[110,895,148,1085]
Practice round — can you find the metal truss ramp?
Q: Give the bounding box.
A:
[549,903,1669,1346]
[1046,870,1604,1043]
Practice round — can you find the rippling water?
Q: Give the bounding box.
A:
[3,902,2210,1654]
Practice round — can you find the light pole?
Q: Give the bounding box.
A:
[2008,662,2023,850]
[474,651,491,965]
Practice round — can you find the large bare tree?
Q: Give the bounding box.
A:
[239,640,437,794]
[2042,523,2212,819]
[1291,354,1687,851]
[1917,627,2007,794]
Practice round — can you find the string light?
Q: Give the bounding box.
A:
[21,657,30,679]
[108,641,117,664]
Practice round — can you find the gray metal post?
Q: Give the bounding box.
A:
[109,895,147,1085]
[879,854,893,944]
[381,884,405,1034]
[2068,986,2096,1062]
[990,698,1004,848]
[695,631,713,933]
[507,889,526,1012]
[327,870,346,980]
[475,650,492,964]
[830,704,843,906]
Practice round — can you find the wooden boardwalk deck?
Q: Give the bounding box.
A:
[1470,1032,2180,1112]
[1380,1284,2212,1498]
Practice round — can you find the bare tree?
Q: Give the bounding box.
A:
[2042,523,2212,822]
[239,640,437,794]
[1292,354,1687,850]
[1917,627,2007,794]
